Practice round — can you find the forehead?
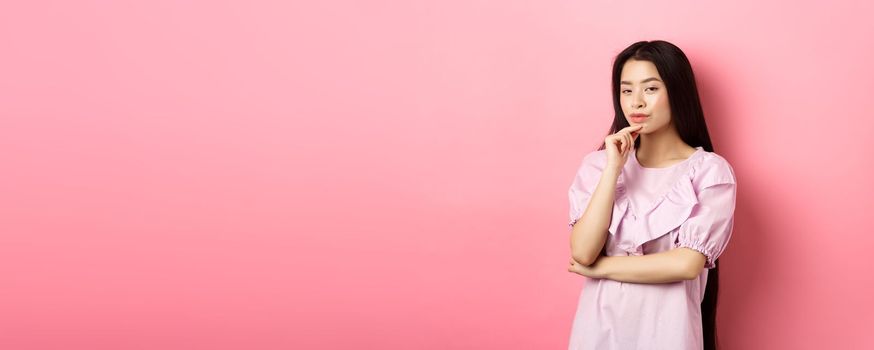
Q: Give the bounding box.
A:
[620,60,662,84]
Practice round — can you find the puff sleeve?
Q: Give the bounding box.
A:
[568,151,605,229]
[673,157,737,268]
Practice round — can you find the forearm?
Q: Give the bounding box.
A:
[593,248,703,284]
[570,167,620,266]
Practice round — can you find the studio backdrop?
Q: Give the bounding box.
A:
[1,1,872,349]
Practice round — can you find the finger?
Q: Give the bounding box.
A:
[605,136,616,151]
[623,132,631,154]
[620,132,629,154]
[616,135,627,153]
[620,124,645,133]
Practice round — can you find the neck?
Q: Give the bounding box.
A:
[635,123,692,162]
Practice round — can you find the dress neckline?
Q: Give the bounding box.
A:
[631,146,703,170]
[619,146,706,217]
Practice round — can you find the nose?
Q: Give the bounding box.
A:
[631,91,645,109]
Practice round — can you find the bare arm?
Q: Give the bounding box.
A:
[570,125,642,266]
[570,247,707,283]
[569,167,621,266]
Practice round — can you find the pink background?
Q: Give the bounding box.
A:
[2,1,872,349]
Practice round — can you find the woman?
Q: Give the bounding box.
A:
[566,40,737,350]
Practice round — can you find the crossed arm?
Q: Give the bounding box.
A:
[568,247,707,284]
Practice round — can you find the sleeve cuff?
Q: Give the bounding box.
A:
[674,241,716,269]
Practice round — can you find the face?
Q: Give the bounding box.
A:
[619,59,671,135]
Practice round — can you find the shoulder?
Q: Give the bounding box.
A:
[579,149,608,168]
[691,150,736,190]
[571,149,608,184]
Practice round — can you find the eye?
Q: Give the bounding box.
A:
[621,87,659,94]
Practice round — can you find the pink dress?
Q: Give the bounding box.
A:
[566,146,737,350]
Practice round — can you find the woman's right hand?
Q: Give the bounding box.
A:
[605,124,643,171]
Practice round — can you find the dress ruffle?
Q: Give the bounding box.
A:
[611,150,712,247]
[568,148,734,249]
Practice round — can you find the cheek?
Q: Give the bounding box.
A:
[648,96,669,124]
[652,95,669,114]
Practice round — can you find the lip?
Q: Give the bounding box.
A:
[629,113,649,122]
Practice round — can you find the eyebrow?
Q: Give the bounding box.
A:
[620,77,662,85]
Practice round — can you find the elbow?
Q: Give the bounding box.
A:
[679,260,706,280]
[674,247,707,280]
[680,266,701,280]
[571,252,597,267]
[569,227,600,267]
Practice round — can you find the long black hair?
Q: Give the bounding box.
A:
[597,40,720,350]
